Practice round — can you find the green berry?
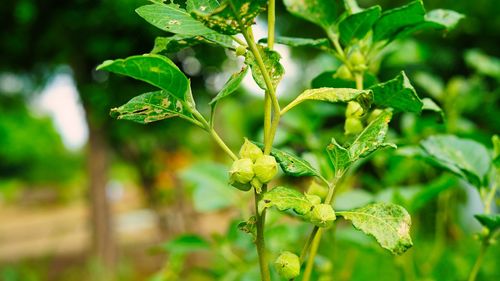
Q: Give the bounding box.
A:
[274,251,300,279]
[229,158,254,185]
[344,117,364,135]
[310,204,336,228]
[239,138,263,162]
[346,101,364,118]
[253,155,278,183]
[336,65,352,80]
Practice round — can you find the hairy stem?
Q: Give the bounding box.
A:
[254,186,271,281]
[267,0,275,50]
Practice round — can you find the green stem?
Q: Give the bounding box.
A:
[302,229,323,281]
[191,109,238,161]
[267,0,276,50]
[240,27,281,154]
[468,241,488,281]
[255,186,271,281]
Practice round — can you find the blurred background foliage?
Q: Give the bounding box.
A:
[0,0,499,281]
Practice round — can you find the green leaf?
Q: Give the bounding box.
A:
[349,109,395,161]
[337,203,413,255]
[97,54,189,101]
[474,214,500,232]
[493,135,500,169]
[151,35,202,54]
[110,91,196,124]
[259,36,331,50]
[136,3,215,36]
[465,49,500,79]
[152,34,234,54]
[269,146,322,178]
[326,137,351,175]
[311,71,378,89]
[245,46,284,90]
[209,66,248,105]
[339,6,381,45]
[421,98,444,119]
[372,0,425,42]
[369,71,423,113]
[258,186,313,216]
[161,234,210,254]
[281,87,372,115]
[186,0,220,13]
[391,9,464,40]
[284,0,338,30]
[191,0,267,35]
[420,135,492,188]
[424,9,464,31]
[238,216,257,241]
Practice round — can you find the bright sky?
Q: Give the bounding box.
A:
[32,73,88,150]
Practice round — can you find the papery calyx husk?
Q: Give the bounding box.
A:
[253,155,278,183]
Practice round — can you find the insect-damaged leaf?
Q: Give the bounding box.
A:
[210,66,248,105]
[420,135,491,188]
[259,36,331,50]
[339,6,381,45]
[136,3,215,36]
[97,54,189,101]
[369,71,423,113]
[270,147,322,178]
[191,0,267,35]
[372,0,426,42]
[474,214,500,232]
[110,91,196,124]
[348,109,396,161]
[245,46,284,90]
[281,87,372,115]
[152,33,234,54]
[337,203,413,255]
[283,0,338,30]
[258,186,313,216]
[326,137,351,175]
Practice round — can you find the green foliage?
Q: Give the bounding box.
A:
[474,214,500,233]
[209,66,248,105]
[258,186,313,216]
[338,202,413,255]
[191,0,267,35]
[281,87,372,115]
[97,54,190,101]
[419,135,491,188]
[339,6,381,45]
[283,0,338,30]
[245,46,284,90]
[109,91,197,124]
[370,71,423,113]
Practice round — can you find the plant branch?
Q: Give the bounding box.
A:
[302,229,323,281]
[267,0,276,49]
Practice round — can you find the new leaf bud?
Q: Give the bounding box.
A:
[229,158,254,185]
[349,50,365,66]
[253,155,278,183]
[310,204,336,228]
[239,138,263,162]
[274,251,300,279]
[235,45,247,56]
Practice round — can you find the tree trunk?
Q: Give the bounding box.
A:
[87,122,116,274]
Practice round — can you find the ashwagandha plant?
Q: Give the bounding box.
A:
[97,0,464,279]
